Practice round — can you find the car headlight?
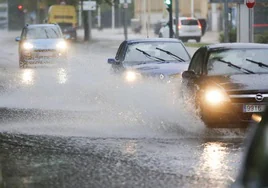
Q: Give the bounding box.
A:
[205,89,230,105]
[57,41,67,50]
[125,71,141,82]
[23,42,34,50]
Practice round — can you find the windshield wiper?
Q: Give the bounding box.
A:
[44,29,49,38]
[156,47,185,62]
[51,28,59,37]
[216,58,255,74]
[136,48,165,62]
[246,58,268,70]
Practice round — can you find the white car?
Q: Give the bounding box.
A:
[159,17,202,42]
[16,24,69,68]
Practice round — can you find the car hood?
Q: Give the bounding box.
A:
[25,39,63,50]
[204,74,268,93]
[125,61,190,77]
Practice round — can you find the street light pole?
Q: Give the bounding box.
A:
[112,3,115,29]
[191,0,194,17]
[249,7,254,42]
[123,2,128,40]
[168,1,173,38]
[37,0,40,24]
[224,0,229,42]
[175,0,179,38]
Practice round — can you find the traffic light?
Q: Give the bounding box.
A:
[164,0,171,5]
[17,5,23,10]
[164,0,173,38]
[8,0,25,30]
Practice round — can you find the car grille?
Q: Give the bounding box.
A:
[229,93,268,103]
[34,49,56,52]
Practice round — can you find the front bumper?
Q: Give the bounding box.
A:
[201,102,267,126]
[20,50,67,63]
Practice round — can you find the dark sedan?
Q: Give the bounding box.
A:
[182,43,268,128]
[107,38,191,83]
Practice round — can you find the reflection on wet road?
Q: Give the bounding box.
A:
[0,133,244,188]
[0,37,247,188]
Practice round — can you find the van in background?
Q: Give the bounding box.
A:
[47,5,77,41]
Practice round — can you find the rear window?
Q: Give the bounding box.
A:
[181,19,198,25]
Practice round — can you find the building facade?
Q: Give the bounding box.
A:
[134,0,208,27]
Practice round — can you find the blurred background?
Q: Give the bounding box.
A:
[1,0,268,43]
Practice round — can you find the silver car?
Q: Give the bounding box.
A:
[159,17,202,42]
[15,24,69,68]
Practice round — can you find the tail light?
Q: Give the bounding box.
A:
[198,20,202,29]
[178,24,182,29]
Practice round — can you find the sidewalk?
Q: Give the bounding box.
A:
[0,28,219,44]
[77,28,220,44]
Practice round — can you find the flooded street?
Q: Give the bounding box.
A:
[0,31,247,188]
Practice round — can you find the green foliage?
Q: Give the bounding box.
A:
[219,28,237,43]
[185,43,212,48]
[255,32,268,43]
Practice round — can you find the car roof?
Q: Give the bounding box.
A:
[206,43,268,50]
[25,24,59,28]
[126,38,182,44]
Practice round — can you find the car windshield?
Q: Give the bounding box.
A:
[24,26,61,39]
[207,48,268,75]
[123,42,190,65]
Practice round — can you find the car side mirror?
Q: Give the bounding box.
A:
[15,37,21,42]
[182,70,197,80]
[107,58,118,64]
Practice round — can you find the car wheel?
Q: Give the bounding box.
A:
[196,37,201,43]
[159,33,163,38]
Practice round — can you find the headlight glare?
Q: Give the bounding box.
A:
[125,71,141,82]
[23,42,34,50]
[57,41,67,50]
[205,89,230,105]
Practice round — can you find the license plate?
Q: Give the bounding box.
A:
[243,104,266,113]
[38,52,53,56]
[186,28,195,32]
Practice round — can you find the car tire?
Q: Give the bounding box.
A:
[196,37,201,43]
[159,33,163,38]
